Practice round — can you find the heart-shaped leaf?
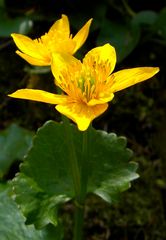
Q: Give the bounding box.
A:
[12,121,138,227]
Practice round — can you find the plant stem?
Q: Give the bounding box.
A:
[61,107,90,240]
[122,0,136,17]
[73,203,85,240]
[73,129,89,240]
[80,130,89,201]
[63,116,81,198]
[58,87,85,239]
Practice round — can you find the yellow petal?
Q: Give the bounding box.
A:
[56,102,108,131]
[11,33,50,65]
[16,50,50,66]
[83,43,116,75]
[87,93,114,106]
[8,89,67,104]
[110,67,160,92]
[48,14,70,38]
[11,34,47,59]
[72,18,92,53]
[51,52,82,87]
[50,39,76,55]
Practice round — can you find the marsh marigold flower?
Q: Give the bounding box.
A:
[11,14,92,66]
[9,44,159,131]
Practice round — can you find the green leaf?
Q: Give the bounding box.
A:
[12,173,69,229]
[88,131,139,203]
[0,9,33,37]
[0,0,5,7]
[0,124,34,178]
[11,121,138,227]
[0,183,63,240]
[132,10,158,26]
[97,19,140,62]
[153,8,166,39]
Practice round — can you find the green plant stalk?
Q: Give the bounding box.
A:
[73,203,85,240]
[73,129,89,240]
[57,87,81,196]
[63,116,81,198]
[58,87,86,239]
[122,0,136,17]
[60,94,89,240]
[80,130,89,201]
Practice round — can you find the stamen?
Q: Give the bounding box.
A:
[58,57,112,104]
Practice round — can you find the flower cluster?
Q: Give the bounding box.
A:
[9,14,159,131]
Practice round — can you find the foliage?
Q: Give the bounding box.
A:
[0,123,33,179]
[11,121,138,229]
[0,183,63,240]
[0,0,32,37]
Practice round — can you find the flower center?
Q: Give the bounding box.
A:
[56,58,113,105]
[77,74,95,101]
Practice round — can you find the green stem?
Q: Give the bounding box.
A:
[80,130,89,201]
[57,86,84,239]
[73,203,84,240]
[58,85,81,198]
[59,95,89,240]
[63,116,81,198]
[73,129,89,240]
[122,0,136,17]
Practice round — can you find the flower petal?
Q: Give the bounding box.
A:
[110,67,160,92]
[83,43,116,75]
[11,34,47,58]
[8,89,67,104]
[56,102,108,131]
[48,14,70,38]
[72,18,92,53]
[16,51,50,66]
[51,52,82,87]
[51,39,76,55]
[11,33,50,65]
[87,93,114,106]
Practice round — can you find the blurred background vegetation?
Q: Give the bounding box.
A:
[0,0,166,239]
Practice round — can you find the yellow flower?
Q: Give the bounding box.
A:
[11,14,92,66]
[9,44,159,131]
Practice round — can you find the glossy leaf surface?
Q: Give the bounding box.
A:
[12,121,138,227]
[0,184,63,240]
